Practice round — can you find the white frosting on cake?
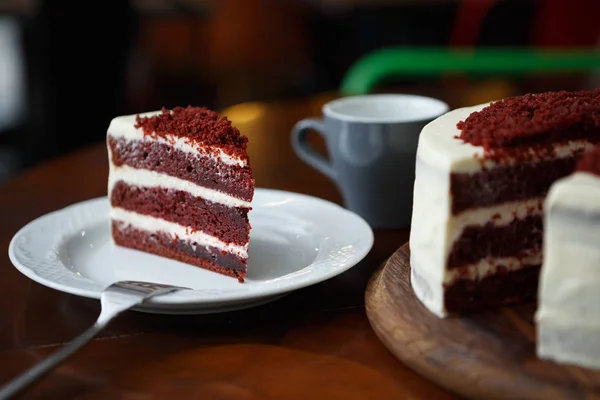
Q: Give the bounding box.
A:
[536,172,600,369]
[108,164,251,208]
[414,104,486,173]
[409,103,593,318]
[111,207,248,258]
[410,106,482,317]
[107,111,247,167]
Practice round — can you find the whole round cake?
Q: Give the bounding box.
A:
[409,88,600,317]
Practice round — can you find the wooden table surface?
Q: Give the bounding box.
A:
[0,83,560,399]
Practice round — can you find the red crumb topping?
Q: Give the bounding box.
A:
[577,144,600,176]
[456,88,600,161]
[135,106,249,162]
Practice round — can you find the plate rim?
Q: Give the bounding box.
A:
[8,188,374,306]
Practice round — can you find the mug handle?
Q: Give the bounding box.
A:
[291,118,337,181]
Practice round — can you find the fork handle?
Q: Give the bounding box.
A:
[0,323,105,399]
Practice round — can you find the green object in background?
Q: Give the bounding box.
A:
[340,47,600,95]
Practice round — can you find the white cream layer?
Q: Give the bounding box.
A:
[107,110,247,167]
[445,253,541,284]
[111,207,249,258]
[447,198,543,254]
[418,103,595,174]
[108,164,251,208]
[536,172,600,369]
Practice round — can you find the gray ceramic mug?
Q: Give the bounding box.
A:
[291,94,449,228]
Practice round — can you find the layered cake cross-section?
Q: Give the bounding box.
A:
[410,88,600,317]
[107,106,254,282]
[536,145,600,369]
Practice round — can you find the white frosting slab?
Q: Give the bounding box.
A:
[108,164,251,208]
[111,207,248,258]
[536,172,600,369]
[107,110,247,167]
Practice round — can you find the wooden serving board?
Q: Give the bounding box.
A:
[365,242,600,400]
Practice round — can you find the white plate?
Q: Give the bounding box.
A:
[9,188,374,314]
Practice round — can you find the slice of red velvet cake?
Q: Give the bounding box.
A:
[410,88,600,317]
[107,106,254,282]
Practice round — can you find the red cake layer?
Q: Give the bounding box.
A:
[577,143,600,176]
[444,264,540,314]
[450,154,581,214]
[110,181,250,245]
[108,137,254,201]
[456,89,600,160]
[135,106,249,162]
[112,221,247,282]
[447,215,542,269]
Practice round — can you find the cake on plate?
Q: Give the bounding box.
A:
[410,88,600,317]
[536,145,600,369]
[107,106,254,282]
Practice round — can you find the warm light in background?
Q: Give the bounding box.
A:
[221,102,267,126]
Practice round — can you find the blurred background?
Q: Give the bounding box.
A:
[0,0,599,184]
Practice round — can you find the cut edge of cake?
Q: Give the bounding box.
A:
[410,88,600,317]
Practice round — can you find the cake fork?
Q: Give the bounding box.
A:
[0,280,190,400]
